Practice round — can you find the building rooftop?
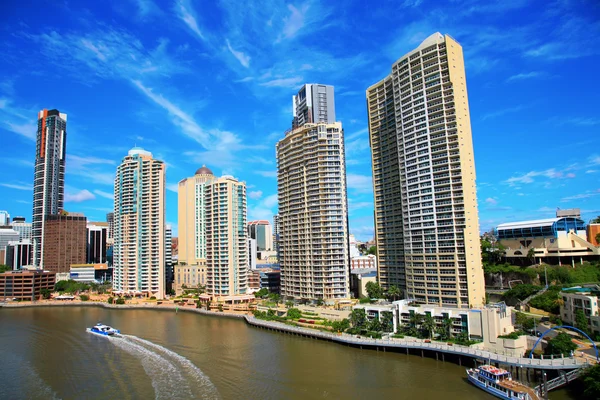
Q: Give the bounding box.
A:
[128,147,152,157]
[195,165,213,175]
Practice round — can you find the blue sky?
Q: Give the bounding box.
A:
[1,0,599,241]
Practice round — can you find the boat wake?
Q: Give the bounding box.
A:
[108,334,220,400]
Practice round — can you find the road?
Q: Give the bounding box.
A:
[536,323,557,338]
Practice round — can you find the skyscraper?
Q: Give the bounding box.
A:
[292,84,336,128]
[113,148,165,299]
[277,84,350,301]
[205,175,248,297]
[87,223,107,264]
[32,109,67,267]
[0,211,10,226]
[10,217,32,242]
[177,166,215,270]
[247,220,273,251]
[165,224,173,294]
[367,33,484,308]
[106,212,114,241]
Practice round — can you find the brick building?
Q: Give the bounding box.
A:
[42,214,87,273]
[0,269,56,300]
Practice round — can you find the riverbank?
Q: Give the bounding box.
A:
[0,300,246,319]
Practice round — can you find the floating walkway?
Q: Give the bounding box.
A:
[244,316,590,370]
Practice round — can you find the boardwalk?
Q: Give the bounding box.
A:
[244,316,591,370]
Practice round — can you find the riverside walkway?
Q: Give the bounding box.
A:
[244,316,591,370]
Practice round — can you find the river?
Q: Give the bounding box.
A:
[0,307,574,399]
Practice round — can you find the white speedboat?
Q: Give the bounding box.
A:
[86,323,120,337]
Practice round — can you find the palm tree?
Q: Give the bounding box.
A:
[386,285,401,301]
[422,314,436,339]
[442,317,453,340]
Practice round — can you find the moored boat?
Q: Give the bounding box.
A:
[466,364,539,400]
[86,323,120,337]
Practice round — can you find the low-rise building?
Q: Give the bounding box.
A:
[496,216,599,266]
[351,255,377,270]
[0,269,56,300]
[560,286,600,334]
[174,263,207,296]
[350,268,376,298]
[4,240,33,270]
[248,269,261,292]
[69,263,110,283]
[260,269,281,294]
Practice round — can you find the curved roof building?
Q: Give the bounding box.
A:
[496,217,586,240]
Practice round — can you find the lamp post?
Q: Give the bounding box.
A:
[544,265,548,289]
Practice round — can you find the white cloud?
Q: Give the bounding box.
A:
[93,189,114,200]
[175,0,205,40]
[561,190,600,203]
[346,173,373,193]
[65,189,96,203]
[167,183,179,193]
[259,76,304,88]
[248,193,278,221]
[226,40,250,68]
[505,71,545,82]
[0,182,32,191]
[278,4,310,41]
[505,168,575,186]
[255,170,277,178]
[349,201,373,211]
[262,194,278,208]
[485,197,498,206]
[248,190,263,200]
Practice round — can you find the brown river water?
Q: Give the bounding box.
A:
[0,307,575,399]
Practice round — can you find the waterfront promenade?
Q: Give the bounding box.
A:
[244,316,591,370]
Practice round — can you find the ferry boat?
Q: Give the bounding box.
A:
[86,323,120,337]
[466,365,539,400]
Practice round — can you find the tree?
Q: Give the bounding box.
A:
[316,298,324,306]
[544,332,578,356]
[350,308,367,329]
[595,233,600,246]
[40,288,52,300]
[381,311,394,333]
[441,316,453,340]
[285,300,294,308]
[368,317,382,332]
[527,248,536,264]
[581,364,600,399]
[575,309,591,335]
[591,216,600,224]
[254,288,269,298]
[268,293,280,304]
[0,264,10,273]
[286,308,302,320]
[386,285,401,301]
[366,246,377,255]
[331,318,350,333]
[365,281,384,299]
[422,314,436,339]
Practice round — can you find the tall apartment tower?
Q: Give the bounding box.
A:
[113,148,166,299]
[205,176,248,297]
[165,224,173,293]
[177,166,215,269]
[273,214,280,261]
[292,84,336,128]
[87,223,107,264]
[32,109,67,267]
[106,212,114,241]
[277,84,350,301]
[367,33,484,308]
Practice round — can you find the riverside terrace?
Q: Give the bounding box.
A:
[244,316,593,371]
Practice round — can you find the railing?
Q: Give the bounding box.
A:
[245,316,590,370]
[535,367,588,397]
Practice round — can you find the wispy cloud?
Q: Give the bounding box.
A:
[347,173,372,193]
[505,168,576,186]
[175,0,205,41]
[278,4,310,41]
[561,190,600,203]
[0,182,32,191]
[485,197,498,206]
[259,77,304,88]
[248,193,278,221]
[65,189,96,203]
[0,98,36,140]
[255,170,277,178]
[481,105,527,121]
[248,190,263,200]
[93,189,114,200]
[506,71,547,82]
[226,40,250,68]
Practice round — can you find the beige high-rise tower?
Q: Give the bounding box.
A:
[277,84,350,301]
[367,33,484,308]
[205,175,248,296]
[113,147,166,299]
[178,166,215,272]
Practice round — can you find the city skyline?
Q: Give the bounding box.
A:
[1,1,600,242]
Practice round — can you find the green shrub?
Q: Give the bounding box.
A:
[529,286,562,314]
[286,308,302,319]
[115,297,125,305]
[149,296,156,300]
[79,294,89,301]
[107,297,114,304]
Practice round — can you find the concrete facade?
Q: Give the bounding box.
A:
[174,263,207,296]
[560,288,600,334]
[205,176,248,297]
[351,255,377,270]
[113,148,165,299]
[293,84,336,128]
[178,166,215,269]
[367,32,485,308]
[0,269,56,301]
[277,121,350,301]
